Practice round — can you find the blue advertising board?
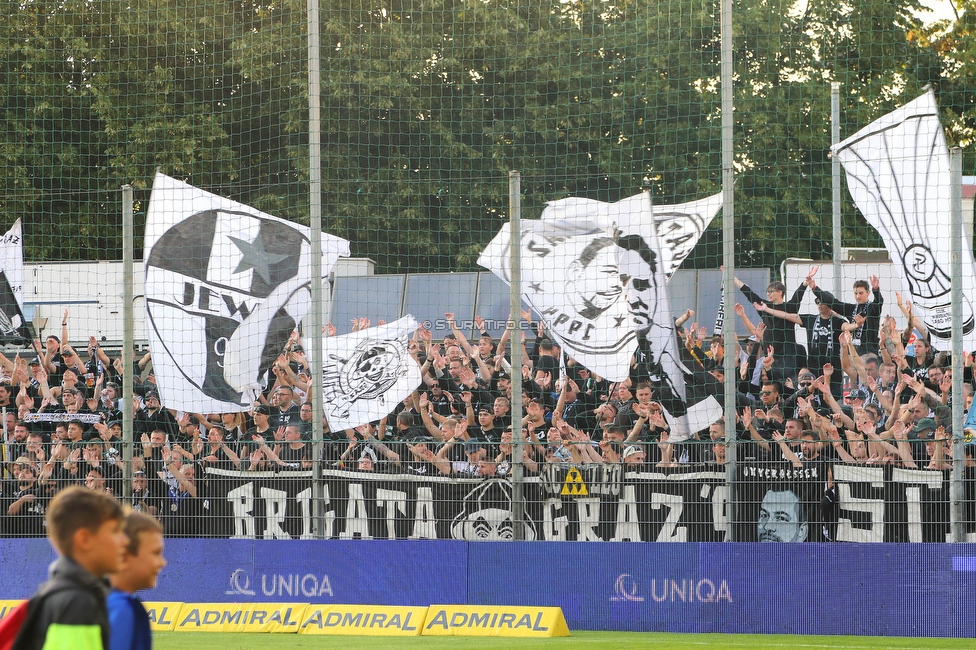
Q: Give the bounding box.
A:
[1,539,974,637]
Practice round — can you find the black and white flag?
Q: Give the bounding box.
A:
[538,191,722,283]
[0,219,24,309]
[539,192,723,438]
[144,173,350,414]
[322,315,423,431]
[0,270,30,343]
[833,90,976,350]
[478,218,638,382]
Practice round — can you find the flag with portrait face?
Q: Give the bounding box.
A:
[144,173,350,414]
[478,218,638,382]
[322,315,422,431]
[537,192,722,439]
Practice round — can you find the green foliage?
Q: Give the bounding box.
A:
[0,0,966,271]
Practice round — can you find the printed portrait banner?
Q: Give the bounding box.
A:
[194,464,970,543]
[538,191,723,282]
[144,173,350,414]
[322,315,423,431]
[0,219,23,309]
[477,219,638,382]
[833,90,976,351]
[538,191,723,438]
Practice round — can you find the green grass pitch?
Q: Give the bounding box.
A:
[154,631,976,649]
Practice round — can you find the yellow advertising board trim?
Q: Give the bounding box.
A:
[299,605,426,636]
[6,598,571,638]
[144,602,182,631]
[0,600,25,619]
[421,605,570,637]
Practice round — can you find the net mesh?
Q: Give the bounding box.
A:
[0,0,972,542]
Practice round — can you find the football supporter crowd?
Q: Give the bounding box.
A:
[1,265,972,541]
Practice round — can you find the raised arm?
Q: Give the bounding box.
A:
[753,302,802,325]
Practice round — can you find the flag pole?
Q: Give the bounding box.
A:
[831,82,843,294]
[122,184,134,501]
[950,147,965,542]
[508,170,525,541]
[720,0,737,540]
[308,0,326,539]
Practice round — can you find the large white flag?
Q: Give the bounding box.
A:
[833,90,976,350]
[478,218,638,382]
[538,191,722,282]
[538,191,723,438]
[0,220,24,309]
[144,173,350,413]
[322,315,422,431]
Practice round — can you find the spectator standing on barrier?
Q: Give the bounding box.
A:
[733,267,812,380]
[274,425,311,470]
[160,446,200,537]
[810,274,884,356]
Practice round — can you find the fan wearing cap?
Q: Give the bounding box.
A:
[134,388,179,440]
[808,274,883,356]
[621,444,645,468]
[244,404,275,454]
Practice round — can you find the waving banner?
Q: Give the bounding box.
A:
[537,191,723,438]
[144,173,350,413]
[833,90,976,350]
[539,192,722,282]
[478,218,638,382]
[0,271,30,343]
[322,315,423,431]
[0,219,23,309]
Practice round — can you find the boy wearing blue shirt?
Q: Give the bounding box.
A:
[107,512,167,650]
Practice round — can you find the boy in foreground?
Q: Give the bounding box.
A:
[14,486,127,650]
[107,512,167,650]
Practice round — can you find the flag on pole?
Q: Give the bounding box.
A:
[0,219,24,310]
[483,192,723,436]
[477,218,638,382]
[144,173,350,413]
[322,315,423,431]
[537,191,722,282]
[833,90,976,351]
[0,271,30,343]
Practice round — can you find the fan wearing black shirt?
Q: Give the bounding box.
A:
[276,425,311,470]
[755,298,846,398]
[272,385,302,430]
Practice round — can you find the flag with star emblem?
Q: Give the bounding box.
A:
[500,191,722,438]
[478,217,638,382]
[144,173,350,413]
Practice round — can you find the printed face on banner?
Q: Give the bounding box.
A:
[518,222,637,379]
[757,489,808,543]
